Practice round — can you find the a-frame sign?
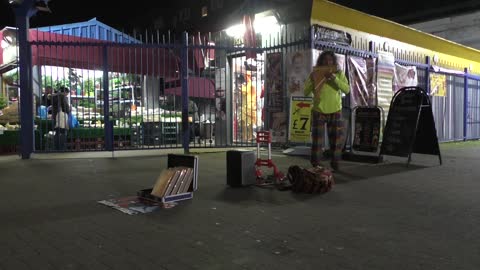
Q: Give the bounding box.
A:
[380,87,442,166]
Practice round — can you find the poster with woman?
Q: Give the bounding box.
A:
[286,50,311,97]
[393,63,418,92]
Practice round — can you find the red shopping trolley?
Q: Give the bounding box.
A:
[255,131,285,184]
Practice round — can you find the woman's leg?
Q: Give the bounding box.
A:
[54,128,60,150]
[54,128,67,151]
[311,111,326,166]
[327,111,345,169]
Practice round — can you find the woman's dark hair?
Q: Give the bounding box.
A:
[316,51,337,67]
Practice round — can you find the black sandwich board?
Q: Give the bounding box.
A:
[379,86,442,166]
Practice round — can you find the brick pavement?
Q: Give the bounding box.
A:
[0,144,479,270]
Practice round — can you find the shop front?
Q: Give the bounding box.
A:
[307,0,480,148]
[204,0,480,157]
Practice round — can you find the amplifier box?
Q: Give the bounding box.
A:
[226,150,256,187]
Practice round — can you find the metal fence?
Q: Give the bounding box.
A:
[16,27,480,155]
[32,35,184,152]
[432,75,464,141]
[29,27,316,153]
[467,78,480,140]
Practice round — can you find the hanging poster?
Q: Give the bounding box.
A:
[366,58,377,106]
[347,56,376,107]
[266,52,287,142]
[393,63,418,92]
[430,73,447,97]
[266,52,284,112]
[376,51,395,125]
[289,96,312,143]
[286,50,311,97]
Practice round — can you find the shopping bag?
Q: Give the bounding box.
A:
[68,113,79,128]
[55,111,69,129]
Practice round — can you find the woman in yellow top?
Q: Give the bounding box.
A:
[304,51,350,171]
[241,72,257,141]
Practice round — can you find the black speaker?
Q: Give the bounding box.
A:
[226,150,256,187]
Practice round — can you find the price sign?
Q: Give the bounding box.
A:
[289,96,312,143]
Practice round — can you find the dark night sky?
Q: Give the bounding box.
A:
[1,0,479,31]
[0,0,168,30]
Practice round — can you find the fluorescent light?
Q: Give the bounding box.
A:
[254,15,280,35]
[225,24,245,38]
[1,40,9,49]
[1,36,13,49]
[225,15,280,37]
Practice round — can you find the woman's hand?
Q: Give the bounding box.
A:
[326,71,336,81]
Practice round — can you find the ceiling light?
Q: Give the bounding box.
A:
[225,24,245,38]
[253,15,280,35]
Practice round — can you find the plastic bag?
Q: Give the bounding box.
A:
[68,113,79,128]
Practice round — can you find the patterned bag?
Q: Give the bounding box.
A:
[287,165,334,194]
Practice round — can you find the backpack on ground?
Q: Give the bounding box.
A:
[287,165,334,194]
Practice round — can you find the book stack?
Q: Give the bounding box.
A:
[150,166,195,198]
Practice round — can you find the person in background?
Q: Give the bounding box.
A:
[51,86,71,150]
[189,99,199,142]
[304,51,350,171]
[215,89,226,121]
[240,71,257,142]
[41,86,53,107]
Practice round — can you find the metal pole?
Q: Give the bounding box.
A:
[103,45,113,151]
[425,56,431,95]
[14,1,36,159]
[181,32,190,153]
[464,67,469,141]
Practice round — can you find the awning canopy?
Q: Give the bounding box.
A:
[1,28,181,79]
[164,77,215,99]
[1,27,215,98]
